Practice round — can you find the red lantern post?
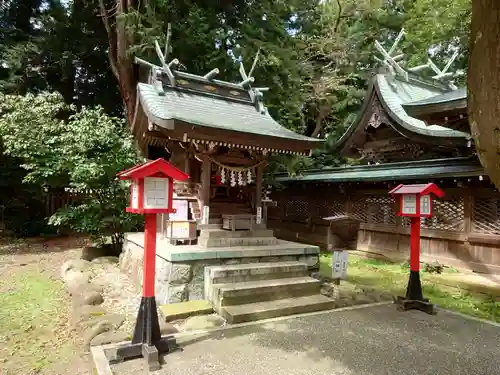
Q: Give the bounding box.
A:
[114,159,189,370]
[389,183,445,314]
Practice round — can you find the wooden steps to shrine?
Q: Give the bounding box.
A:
[204,261,335,324]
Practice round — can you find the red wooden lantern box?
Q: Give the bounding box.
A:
[389,183,445,218]
[117,158,189,214]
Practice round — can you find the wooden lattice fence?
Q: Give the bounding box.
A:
[269,186,500,272]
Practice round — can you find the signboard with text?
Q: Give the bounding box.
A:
[332,250,348,280]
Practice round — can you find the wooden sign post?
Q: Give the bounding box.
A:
[115,159,189,370]
[389,183,445,314]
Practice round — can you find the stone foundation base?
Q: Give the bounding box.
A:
[120,234,320,305]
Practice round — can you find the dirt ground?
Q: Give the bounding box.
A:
[0,236,94,375]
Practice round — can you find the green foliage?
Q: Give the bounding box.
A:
[0,0,474,185]
[423,261,444,274]
[402,0,471,73]
[0,0,122,114]
[0,92,142,248]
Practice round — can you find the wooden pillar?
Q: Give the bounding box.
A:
[200,155,211,224]
[464,188,473,234]
[184,151,191,178]
[255,164,264,225]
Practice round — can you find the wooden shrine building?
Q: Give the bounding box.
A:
[269,34,500,274]
[130,38,321,239]
[121,35,337,315]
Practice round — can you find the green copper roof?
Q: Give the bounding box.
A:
[275,157,483,183]
[137,83,322,144]
[401,87,467,120]
[374,75,468,138]
[404,87,466,107]
[334,74,470,153]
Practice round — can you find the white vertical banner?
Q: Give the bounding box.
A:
[203,206,210,225]
[256,206,262,224]
[332,251,348,280]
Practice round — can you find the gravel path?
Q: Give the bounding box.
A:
[112,303,500,375]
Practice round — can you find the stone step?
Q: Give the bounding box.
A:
[220,294,335,324]
[204,261,309,302]
[198,223,223,230]
[198,236,279,248]
[199,228,274,239]
[212,277,321,309]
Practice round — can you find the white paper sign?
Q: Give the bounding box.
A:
[202,206,210,225]
[170,199,188,220]
[402,194,417,215]
[420,195,431,215]
[332,251,348,279]
[144,177,169,209]
[256,206,262,224]
[130,181,139,209]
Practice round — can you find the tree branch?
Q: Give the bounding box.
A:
[98,0,119,80]
[333,0,343,33]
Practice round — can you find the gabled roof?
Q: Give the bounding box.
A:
[117,158,189,181]
[389,183,445,197]
[137,82,320,144]
[274,157,483,183]
[402,87,467,119]
[334,73,470,154]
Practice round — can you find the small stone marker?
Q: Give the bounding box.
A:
[332,250,348,280]
[159,300,213,322]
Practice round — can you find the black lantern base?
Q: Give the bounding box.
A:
[394,271,436,315]
[108,297,178,371]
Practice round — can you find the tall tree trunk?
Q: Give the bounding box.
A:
[99,0,138,125]
[468,1,500,188]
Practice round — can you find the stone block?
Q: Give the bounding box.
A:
[159,300,213,322]
[224,259,241,265]
[298,255,320,268]
[167,284,188,304]
[239,257,261,264]
[169,263,192,284]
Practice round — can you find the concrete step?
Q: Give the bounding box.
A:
[204,261,309,303]
[198,236,279,248]
[212,277,321,309]
[220,294,335,324]
[198,223,223,230]
[199,228,275,239]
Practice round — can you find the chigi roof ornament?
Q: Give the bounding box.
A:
[134,23,268,114]
[374,29,408,82]
[374,29,463,91]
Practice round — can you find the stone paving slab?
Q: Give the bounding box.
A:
[110,304,500,375]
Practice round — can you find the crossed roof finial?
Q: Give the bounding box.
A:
[374,29,408,81]
[407,49,464,90]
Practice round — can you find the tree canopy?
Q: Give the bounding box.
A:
[1,0,472,147]
[0,92,142,247]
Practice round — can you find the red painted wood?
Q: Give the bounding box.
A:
[126,207,176,214]
[410,217,421,272]
[143,213,157,298]
[118,158,189,181]
[138,179,144,210]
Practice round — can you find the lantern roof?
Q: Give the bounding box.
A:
[389,183,444,198]
[117,158,189,181]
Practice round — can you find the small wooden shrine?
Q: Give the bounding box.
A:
[269,30,500,274]
[120,30,324,307]
[130,35,321,235]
